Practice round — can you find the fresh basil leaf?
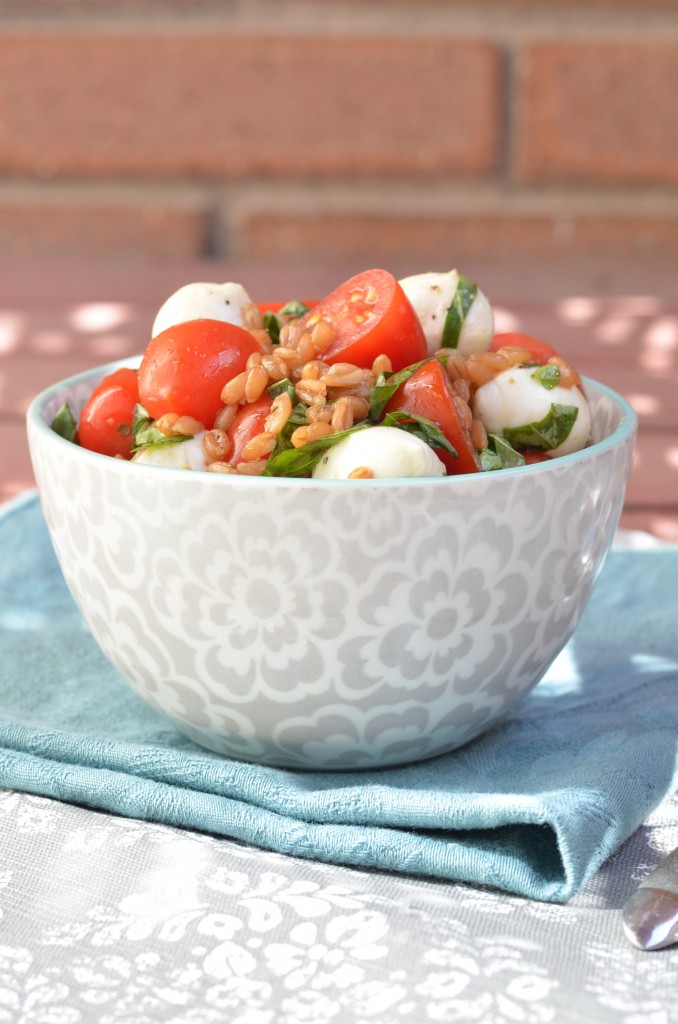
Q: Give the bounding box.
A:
[267,377,296,403]
[51,402,78,443]
[262,422,371,478]
[441,273,478,348]
[368,358,430,422]
[130,403,191,452]
[259,402,309,469]
[263,311,280,345]
[504,403,578,451]
[382,410,457,458]
[132,428,192,453]
[278,300,310,319]
[531,364,561,390]
[479,433,526,472]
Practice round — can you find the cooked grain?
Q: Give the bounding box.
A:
[371,354,392,376]
[244,364,269,403]
[261,354,289,381]
[235,459,268,476]
[221,372,248,405]
[306,420,333,442]
[547,356,581,389]
[330,396,354,433]
[265,393,293,435]
[310,319,334,352]
[242,431,276,461]
[241,302,263,331]
[213,404,239,432]
[202,429,231,464]
[290,426,310,448]
[471,418,488,451]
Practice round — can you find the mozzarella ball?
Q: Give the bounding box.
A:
[132,431,208,471]
[399,270,494,357]
[312,426,446,480]
[473,367,591,457]
[152,282,254,338]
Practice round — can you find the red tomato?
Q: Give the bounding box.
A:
[490,332,561,364]
[299,269,428,372]
[257,301,317,315]
[228,396,272,466]
[138,319,262,428]
[78,367,139,459]
[383,359,480,475]
[522,450,551,465]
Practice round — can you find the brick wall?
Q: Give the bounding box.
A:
[1,1,678,266]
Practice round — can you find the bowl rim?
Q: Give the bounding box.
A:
[26,354,638,488]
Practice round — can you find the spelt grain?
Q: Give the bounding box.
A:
[242,431,276,461]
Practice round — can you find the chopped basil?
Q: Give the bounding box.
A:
[131,403,191,453]
[503,403,578,451]
[479,433,526,472]
[278,300,310,319]
[382,410,457,458]
[259,402,309,471]
[262,301,310,344]
[50,402,78,443]
[441,274,478,348]
[262,422,371,478]
[263,311,280,345]
[267,377,297,403]
[531,364,561,390]
[368,358,430,422]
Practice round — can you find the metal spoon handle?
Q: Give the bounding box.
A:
[622,846,678,951]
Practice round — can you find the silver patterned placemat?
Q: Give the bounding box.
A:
[0,787,676,1023]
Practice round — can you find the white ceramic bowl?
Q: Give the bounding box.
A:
[27,358,636,770]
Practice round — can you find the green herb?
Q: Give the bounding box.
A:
[50,402,78,443]
[131,403,191,453]
[479,433,526,472]
[263,311,280,345]
[277,300,310,319]
[441,274,478,348]
[382,410,457,457]
[368,358,429,422]
[259,402,309,472]
[262,422,371,478]
[503,403,578,451]
[531,364,561,390]
[267,377,296,402]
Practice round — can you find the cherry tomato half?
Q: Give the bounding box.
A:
[257,301,317,315]
[78,367,140,459]
[227,396,272,466]
[521,450,551,465]
[299,269,428,372]
[138,319,262,428]
[383,358,480,475]
[490,332,561,364]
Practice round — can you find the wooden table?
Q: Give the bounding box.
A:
[2,259,677,540]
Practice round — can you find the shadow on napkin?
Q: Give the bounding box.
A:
[1,492,677,902]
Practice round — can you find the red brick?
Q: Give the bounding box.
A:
[0,202,207,260]
[241,211,678,266]
[517,44,678,184]
[0,35,500,178]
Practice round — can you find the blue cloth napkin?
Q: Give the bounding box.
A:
[1,491,677,902]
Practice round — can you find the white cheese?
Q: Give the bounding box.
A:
[472,367,591,457]
[312,426,446,480]
[399,270,493,357]
[152,282,254,338]
[132,432,208,471]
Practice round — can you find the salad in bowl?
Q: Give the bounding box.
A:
[52,267,592,483]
